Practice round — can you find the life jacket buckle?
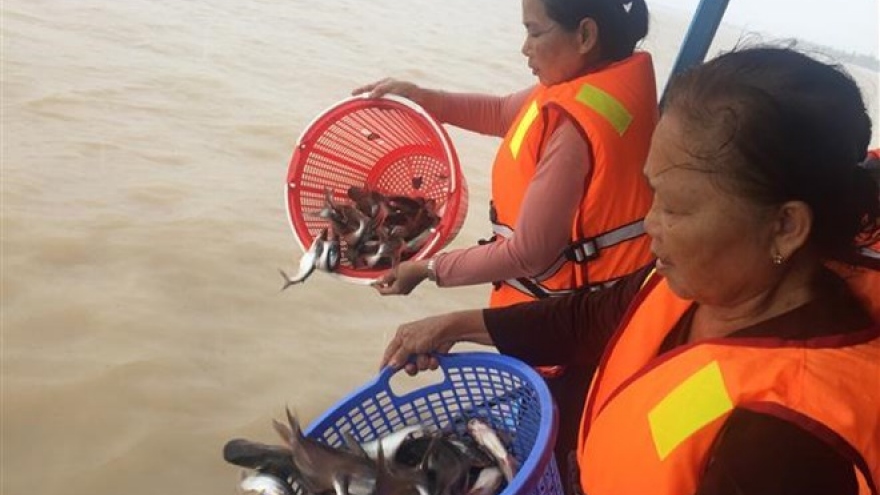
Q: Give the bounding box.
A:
[564,238,600,263]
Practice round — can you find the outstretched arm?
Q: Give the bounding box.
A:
[380,265,652,374]
[353,78,531,137]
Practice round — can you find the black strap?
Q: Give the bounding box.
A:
[513,277,551,299]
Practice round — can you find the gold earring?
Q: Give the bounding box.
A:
[772,253,784,265]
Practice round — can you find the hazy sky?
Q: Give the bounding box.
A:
[654,0,880,57]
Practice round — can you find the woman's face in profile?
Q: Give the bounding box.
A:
[520,0,587,86]
[643,113,781,306]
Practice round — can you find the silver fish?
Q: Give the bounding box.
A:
[360,425,427,461]
[466,419,518,483]
[343,207,373,249]
[272,407,377,495]
[316,229,341,272]
[347,186,384,218]
[419,436,472,495]
[279,229,327,289]
[402,227,434,255]
[466,467,504,495]
[223,438,299,481]
[239,471,294,495]
[373,441,431,495]
[364,225,407,268]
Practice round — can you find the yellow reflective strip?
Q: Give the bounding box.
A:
[575,84,633,135]
[509,100,539,159]
[648,361,733,460]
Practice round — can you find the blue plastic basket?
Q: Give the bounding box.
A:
[301,352,562,495]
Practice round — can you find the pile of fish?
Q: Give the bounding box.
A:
[224,408,520,495]
[280,187,441,288]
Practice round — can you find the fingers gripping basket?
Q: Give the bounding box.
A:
[300,353,563,495]
[286,95,469,284]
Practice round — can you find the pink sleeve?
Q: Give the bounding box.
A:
[420,87,533,137]
[433,116,592,287]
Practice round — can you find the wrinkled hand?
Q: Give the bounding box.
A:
[380,314,457,375]
[372,260,429,296]
[352,78,422,101]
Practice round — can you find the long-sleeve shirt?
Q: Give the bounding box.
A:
[417,88,592,287]
[484,265,872,494]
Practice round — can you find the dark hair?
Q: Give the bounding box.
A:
[664,46,879,264]
[541,0,649,62]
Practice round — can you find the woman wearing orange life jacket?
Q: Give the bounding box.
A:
[357,1,657,480]
[354,0,657,307]
[379,47,880,495]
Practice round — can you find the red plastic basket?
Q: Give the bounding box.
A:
[286,94,468,284]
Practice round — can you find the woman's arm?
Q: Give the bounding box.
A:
[486,265,652,367]
[352,78,532,137]
[419,87,533,137]
[379,265,651,374]
[373,109,591,295]
[435,116,591,286]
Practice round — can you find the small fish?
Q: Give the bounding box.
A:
[341,430,370,459]
[364,225,408,268]
[443,435,496,469]
[272,407,377,495]
[373,442,431,495]
[342,207,373,250]
[223,438,299,481]
[279,229,327,289]
[403,227,434,255]
[360,425,427,461]
[418,436,471,495]
[316,229,341,272]
[239,471,294,495]
[347,186,384,217]
[466,467,504,495]
[466,418,518,483]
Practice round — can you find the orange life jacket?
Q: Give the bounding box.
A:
[576,273,880,495]
[488,52,657,308]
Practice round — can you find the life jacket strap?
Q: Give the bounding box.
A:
[861,247,880,260]
[565,219,646,263]
[501,276,620,299]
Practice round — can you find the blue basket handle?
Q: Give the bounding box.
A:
[373,352,454,400]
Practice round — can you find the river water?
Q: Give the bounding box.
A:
[1,1,877,494]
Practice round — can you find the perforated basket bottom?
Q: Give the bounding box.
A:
[286,95,468,281]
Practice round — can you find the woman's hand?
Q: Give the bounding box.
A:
[352,78,422,101]
[379,309,492,375]
[381,314,456,375]
[372,260,430,295]
[381,310,491,375]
